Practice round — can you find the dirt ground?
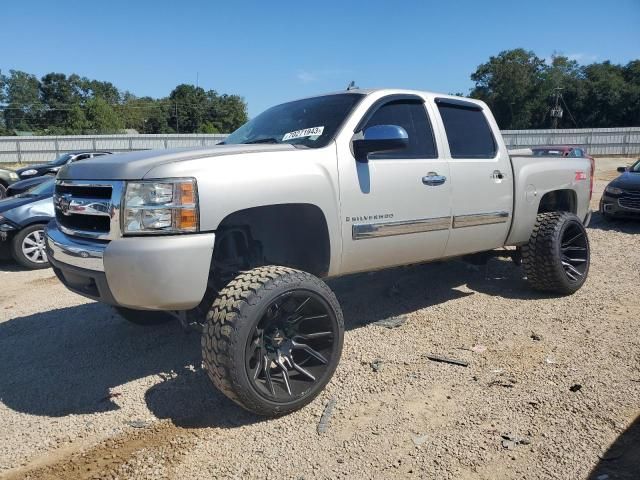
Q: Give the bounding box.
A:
[0,158,638,480]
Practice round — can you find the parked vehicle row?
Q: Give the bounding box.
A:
[15,151,112,179]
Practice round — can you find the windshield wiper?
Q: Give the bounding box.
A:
[243,137,280,144]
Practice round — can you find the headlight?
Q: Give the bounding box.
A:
[605,186,623,195]
[0,215,16,232]
[123,179,199,234]
[21,169,38,176]
[9,172,19,180]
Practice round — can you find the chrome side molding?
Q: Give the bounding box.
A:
[452,211,509,229]
[352,216,451,240]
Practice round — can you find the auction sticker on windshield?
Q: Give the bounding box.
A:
[282,126,324,141]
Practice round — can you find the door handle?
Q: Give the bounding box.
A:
[422,172,447,186]
[491,170,505,180]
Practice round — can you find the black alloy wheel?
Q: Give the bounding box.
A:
[245,290,340,402]
[202,266,344,416]
[559,222,589,282]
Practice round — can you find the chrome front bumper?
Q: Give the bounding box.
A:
[45,221,216,310]
[46,220,106,271]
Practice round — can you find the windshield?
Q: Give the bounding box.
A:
[51,153,74,166]
[26,179,55,196]
[223,93,365,148]
[630,160,640,173]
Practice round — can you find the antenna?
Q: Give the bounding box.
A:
[346,81,358,91]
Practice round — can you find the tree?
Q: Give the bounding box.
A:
[85,97,123,133]
[3,70,41,132]
[40,73,84,131]
[470,49,547,129]
[168,84,207,133]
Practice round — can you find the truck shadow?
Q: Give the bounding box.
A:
[588,415,640,480]
[0,256,550,428]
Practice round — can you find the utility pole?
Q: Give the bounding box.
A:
[550,87,564,129]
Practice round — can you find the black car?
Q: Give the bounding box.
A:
[600,159,640,220]
[5,176,52,197]
[0,178,55,269]
[0,167,21,199]
[15,151,112,179]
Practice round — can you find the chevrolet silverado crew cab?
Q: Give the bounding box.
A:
[46,89,593,416]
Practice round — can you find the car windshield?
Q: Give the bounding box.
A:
[51,153,74,166]
[629,160,640,173]
[223,93,365,149]
[26,179,55,196]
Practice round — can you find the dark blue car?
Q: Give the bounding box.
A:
[600,159,640,220]
[0,178,55,269]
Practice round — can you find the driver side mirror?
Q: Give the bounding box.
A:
[617,166,627,173]
[352,125,409,162]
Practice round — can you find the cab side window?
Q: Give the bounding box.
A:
[364,101,437,159]
[436,100,497,159]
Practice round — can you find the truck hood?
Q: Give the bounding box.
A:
[57,144,297,180]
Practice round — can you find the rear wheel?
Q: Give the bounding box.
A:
[522,212,590,294]
[114,307,174,326]
[11,224,49,269]
[202,266,344,416]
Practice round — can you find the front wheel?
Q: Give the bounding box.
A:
[202,266,344,416]
[11,224,50,269]
[522,212,590,294]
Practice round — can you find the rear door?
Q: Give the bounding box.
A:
[337,95,451,274]
[433,98,513,257]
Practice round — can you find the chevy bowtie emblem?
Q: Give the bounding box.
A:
[57,194,72,215]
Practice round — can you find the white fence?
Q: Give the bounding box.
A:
[1,128,639,164]
[501,127,640,156]
[0,134,228,164]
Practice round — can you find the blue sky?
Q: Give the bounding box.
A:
[2,0,639,117]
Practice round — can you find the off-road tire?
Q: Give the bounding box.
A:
[114,307,174,326]
[522,212,590,294]
[11,224,50,270]
[202,265,344,416]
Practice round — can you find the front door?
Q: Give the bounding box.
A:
[337,96,451,274]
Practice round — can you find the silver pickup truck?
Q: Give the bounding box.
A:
[46,89,593,416]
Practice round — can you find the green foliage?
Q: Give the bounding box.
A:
[470,50,640,129]
[0,70,248,135]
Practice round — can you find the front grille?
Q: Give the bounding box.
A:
[56,184,112,199]
[55,210,110,232]
[619,190,640,211]
[54,181,124,240]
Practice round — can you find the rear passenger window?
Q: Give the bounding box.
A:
[364,101,437,159]
[436,100,497,159]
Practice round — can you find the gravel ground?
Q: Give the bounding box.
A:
[1,158,638,480]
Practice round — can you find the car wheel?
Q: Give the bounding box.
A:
[522,212,590,294]
[202,266,344,416]
[114,307,174,326]
[11,224,50,269]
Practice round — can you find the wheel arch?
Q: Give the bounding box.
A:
[537,189,578,215]
[212,203,332,280]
